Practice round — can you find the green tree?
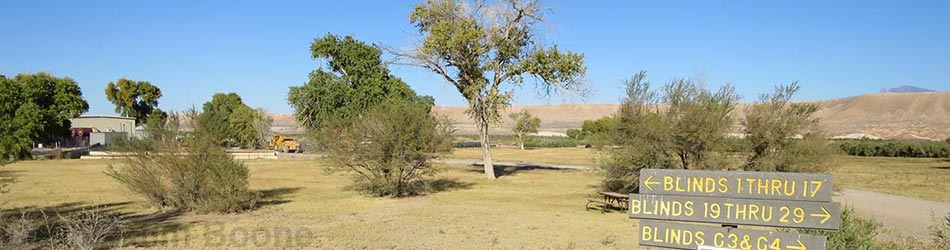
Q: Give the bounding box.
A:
[104,78,164,124]
[0,73,88,163]
[200,93,245,145]
[400,0,587,178]
[601,71,738,193]
[570,117,616,146]
[288,34,417,131]
[508,110,540,150]
[743,83,834,173]
[253,108,273,149]
[228,105,268,149]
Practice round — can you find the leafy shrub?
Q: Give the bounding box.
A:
[568,117,616,146]
[836,139,950,158]
[743,83,834,173]
[106,110,258,213]
[565,129,582,140]
[601,71,738,193]
[790,206,883,250]
[318,98,453,197]
[746,134,838,173]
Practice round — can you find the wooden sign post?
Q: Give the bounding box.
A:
[630,169,840,250]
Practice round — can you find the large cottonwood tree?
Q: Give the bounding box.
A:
[399,0,587,178]
[288,34,417,131]
[104,78,164,124]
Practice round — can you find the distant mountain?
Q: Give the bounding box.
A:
[880,85,935,93]
[432,92,950,140]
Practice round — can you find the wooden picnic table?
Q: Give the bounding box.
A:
[598,191,630,211]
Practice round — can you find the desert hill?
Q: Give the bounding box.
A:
[427,92,950,140]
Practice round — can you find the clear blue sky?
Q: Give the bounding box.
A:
[2,1,948,115]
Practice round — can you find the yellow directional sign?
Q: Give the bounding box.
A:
[631,169,839,250]
[639,169,834,202]
[629,194,841,230]
[638,220,827,250]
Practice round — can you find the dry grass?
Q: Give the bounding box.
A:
[3,153,947,249]
[832,156,950,202]
[450,147,600,166]
[1,158,633,249]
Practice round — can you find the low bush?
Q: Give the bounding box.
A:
[836,139,950,158]
[789,206,883,250]
[318,98,453,197]
[0,207,126,250]
[106,110,258,213]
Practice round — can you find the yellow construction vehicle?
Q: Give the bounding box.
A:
[268,134,300,153]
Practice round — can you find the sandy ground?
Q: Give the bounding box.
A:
[836,189,950,236]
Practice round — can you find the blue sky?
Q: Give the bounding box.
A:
[2,1,948,115]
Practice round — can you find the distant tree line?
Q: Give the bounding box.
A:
[836,139,950,158]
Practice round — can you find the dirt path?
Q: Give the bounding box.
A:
[837,189,950,236]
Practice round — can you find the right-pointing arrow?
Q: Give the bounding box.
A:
[810,206,831,224]
[786,239,807,250]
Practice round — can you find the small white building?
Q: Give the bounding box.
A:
[70,115,136,139]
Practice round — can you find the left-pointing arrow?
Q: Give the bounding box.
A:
[643,175,660,191]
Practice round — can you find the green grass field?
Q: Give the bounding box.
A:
[1,149,947,249]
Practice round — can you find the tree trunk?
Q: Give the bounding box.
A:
[518,133,524,150]
[480,122,497,179]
